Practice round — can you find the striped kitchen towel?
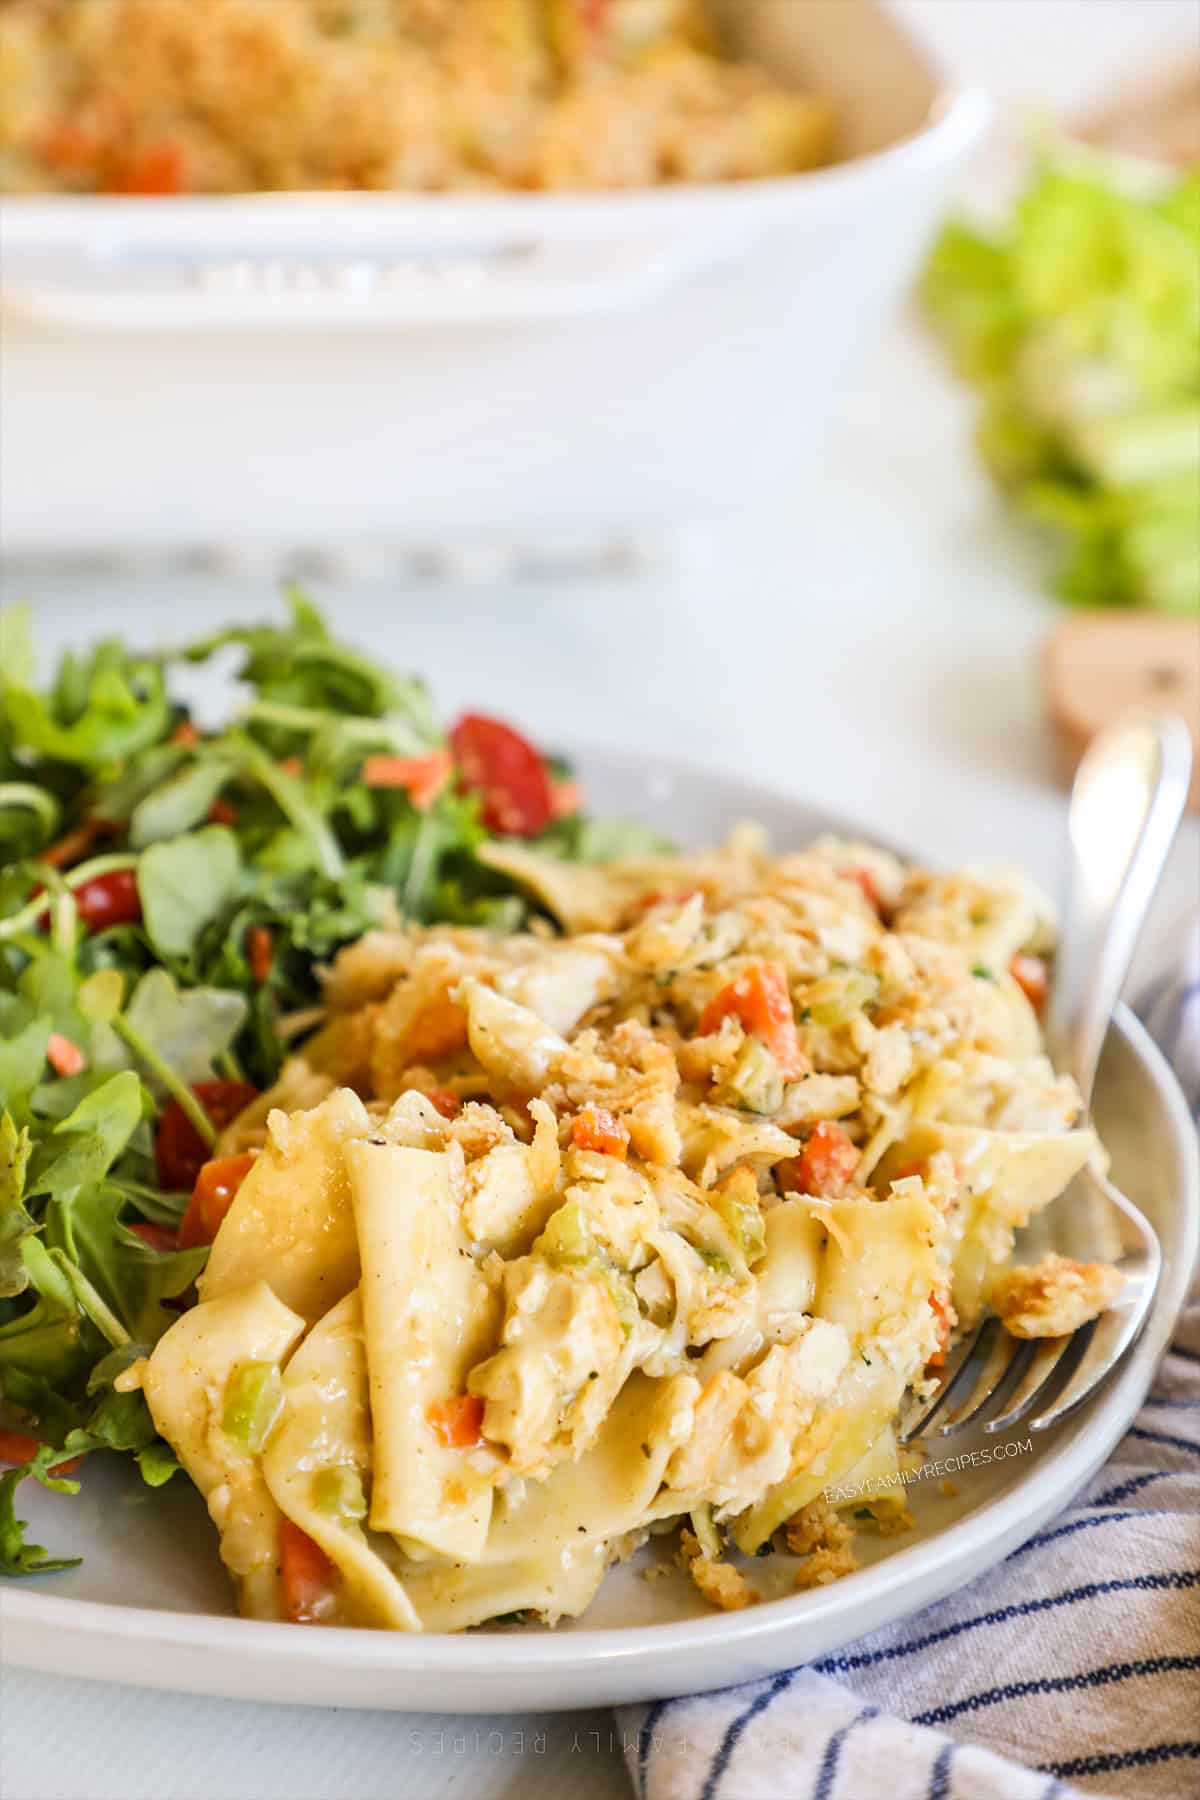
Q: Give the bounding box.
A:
[621,917,1200,1800]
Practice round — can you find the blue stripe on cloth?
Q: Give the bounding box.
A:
[1126,1425,1200,1459]
[699,1670,796,1800]
[813,1570,1200,1675]
[811,1705,880,1800]
[912,1656,1200,1727]
[1040,1782,1066,1800]
[1041,1741,1200,1781]
[637,1699,677,1800]
[1088,1468,1174,1509]
[927,1741,955,1800]
[1147,1395,1200,1409]
[1008,1507,1178,1562]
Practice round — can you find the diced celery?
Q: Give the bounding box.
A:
[724,1039,784,1114]
[312,1465,367,1523]
[221,1360,282,1451]
[713,1187,767,1267]
[690,1505,723,1561]
[533,1198,595,1266]
[805,969,880,1028]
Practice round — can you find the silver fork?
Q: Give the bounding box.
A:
[900,714,1193,1445]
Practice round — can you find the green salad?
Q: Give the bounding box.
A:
[923,150,1200,613]
[0,593,659,1575]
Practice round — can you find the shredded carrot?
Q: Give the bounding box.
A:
[362,750,452,810]
[46,1033,86,1077]
[246,925,273,986]
[1010,953,1048,1014]
[0,1428,83,1477]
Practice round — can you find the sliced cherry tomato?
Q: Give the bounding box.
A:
[74,867,142,932]
[1010,953,1048,1014]
[571,1107,630,1159]
[108,142,186,196]
[279,1519,338,1624]
[129,1220,179,1254]
[423,1087,461,1120]
[208,797,239,826]
[246,925,274,986]
[698,961,805,1079]
[426,1394,486,1449]
[179,1151,258,1250]
[449,714,553,837]
[155,1080,259,1193]
[0,1428,83,1477]
[362,750,452,810]
[46,1033,86,1077]
[778,1121,860,1197]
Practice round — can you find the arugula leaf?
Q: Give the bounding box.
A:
[95,969,247,1092]
[0,1114,35,1298]
[0,1445,82,1577]
[0,603,36,688]
[2,649,170,769]
[138,827,242,963]
[0,1019,49,1115]
[0,1238,91,1383]
[129,757,232,849]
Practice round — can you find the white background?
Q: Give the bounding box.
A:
[2,5,1198,1798]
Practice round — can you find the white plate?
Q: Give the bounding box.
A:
[2,750,1196,1711]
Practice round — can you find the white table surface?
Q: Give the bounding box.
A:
[5,304,1196,1800]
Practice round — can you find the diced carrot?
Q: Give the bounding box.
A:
[246,925,273,986]
[0,1428,83,1477]
[279,1519,338,1624]
[844,867,881,911]
[1010,953,1048,1014]
[38,817,111,871]
[571,1107,630,1159]
[208,797,238,826]
[178,1153,258,1250]
[130,1221,179,1254]
[171,721,201,747]
[403,994,469,1064]
[778,1121,860,1197]
[46,1033,86,1077]
[550,779,583,820]
[427,1393,486,1449]
[361,750,452,811]
[928,1282,956,1369]
[40,119,101,172]
[423,1087,461,1120]
[698,961,805,1078]
[108,142,186,196]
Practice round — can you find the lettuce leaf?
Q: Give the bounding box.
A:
[923,152,1200,612]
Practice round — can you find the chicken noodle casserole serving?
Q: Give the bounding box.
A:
[127,833,1120,1628]
[0,0,835,194]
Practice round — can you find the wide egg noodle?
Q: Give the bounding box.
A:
[732,1189,940,1550]
[877,1122,1097,1320]
[142,1280,306,1617]
[345,1139,500,1562]
[403,1371,698,1632]
[259,1289,421,1631]
[201,1087,367,1323]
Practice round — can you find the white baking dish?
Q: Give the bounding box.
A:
[0,0,990,558]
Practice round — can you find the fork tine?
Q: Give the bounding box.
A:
[983,1321,1097,1435]
[897,1317,999,1444]
[1029,1304,1144,1431]
[933,1326,1031,1435]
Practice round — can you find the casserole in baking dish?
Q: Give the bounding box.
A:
[0,1,990,556]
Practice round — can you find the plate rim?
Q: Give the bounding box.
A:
[2,752,1195,1698]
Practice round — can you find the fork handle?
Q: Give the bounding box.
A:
[1048,713,1193,1106]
